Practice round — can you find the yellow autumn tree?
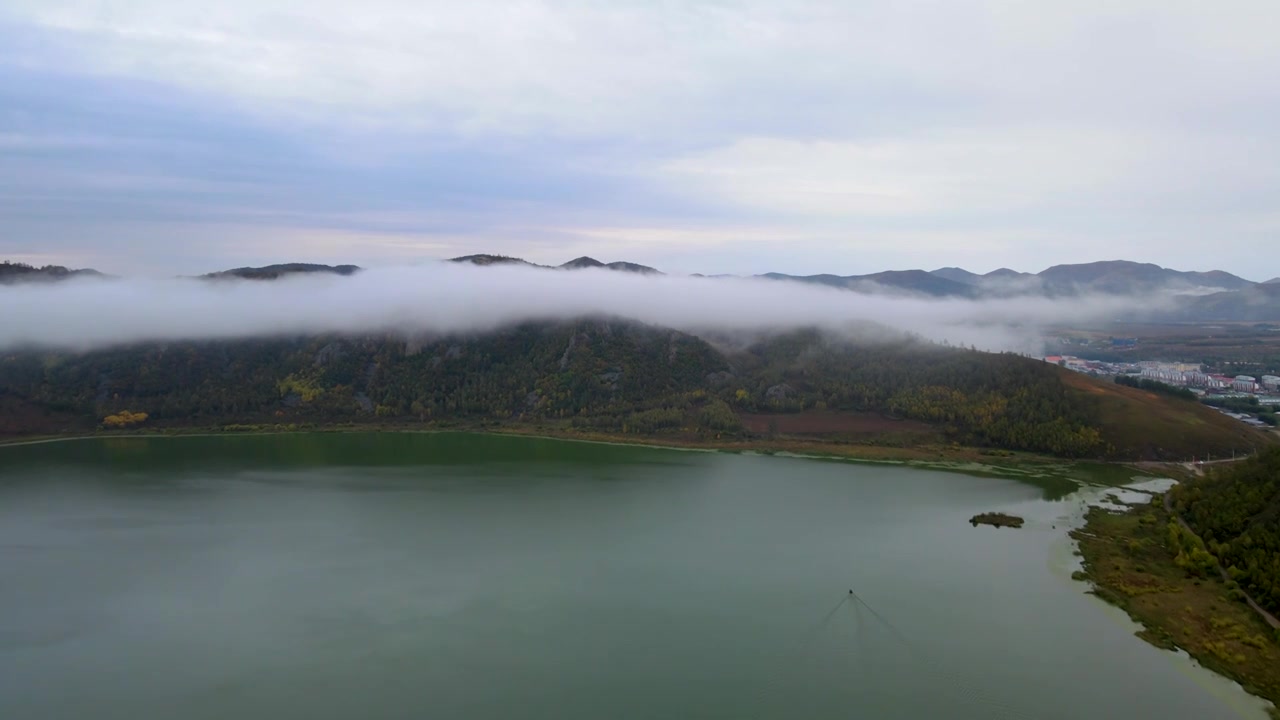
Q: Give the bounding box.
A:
[102,410,148,428]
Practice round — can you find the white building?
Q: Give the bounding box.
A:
[1142,368,1187,385]
[1262,375,1280,392]
[1232,375,1259,393]
[1185,371,1211,387]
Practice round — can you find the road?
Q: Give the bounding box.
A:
[1163,488,1280,630]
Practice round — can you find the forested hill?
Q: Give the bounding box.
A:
[1175,448,1280,615]
[0,321,1271,460]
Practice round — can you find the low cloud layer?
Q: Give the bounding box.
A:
[1,264,1143,354]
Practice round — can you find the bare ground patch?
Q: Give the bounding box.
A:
[738,411,935,438]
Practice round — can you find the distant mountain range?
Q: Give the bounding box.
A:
[759,269,980,298]
[758,260,1270,321]
[450,254,661,274]
[4,257,1279,321]
[941,261,1253,294]
[764,260,1255,298]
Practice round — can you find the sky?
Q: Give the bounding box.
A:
[2,1,1279,278]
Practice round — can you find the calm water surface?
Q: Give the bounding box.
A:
[0,433,1270,719]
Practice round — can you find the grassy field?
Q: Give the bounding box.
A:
[1048,322,1280,369]
[1073,498,1280,717]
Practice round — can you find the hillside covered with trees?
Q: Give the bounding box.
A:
[1,320,1272,460]
[1174,448,1280,616]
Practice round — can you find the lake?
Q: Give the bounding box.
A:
[0,432,1270,719]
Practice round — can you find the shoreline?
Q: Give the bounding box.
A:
[0,423,1159,490]
[1072,494,1280,718]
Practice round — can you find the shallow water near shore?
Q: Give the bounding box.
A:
[0,432,1271,719]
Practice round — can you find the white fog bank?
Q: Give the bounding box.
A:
[0,264,1144,353]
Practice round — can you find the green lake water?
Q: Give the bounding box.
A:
[0,432,1271,719]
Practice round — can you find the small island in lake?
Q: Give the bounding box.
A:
[970,512,1025,529]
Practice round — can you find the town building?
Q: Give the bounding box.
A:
[1142,367,1186,384]
[1232,375,1259,393]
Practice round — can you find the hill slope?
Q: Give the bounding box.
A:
[1057,371,1270,460]
[2,323,1271,461]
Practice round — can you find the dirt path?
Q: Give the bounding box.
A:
[1163,489,1280,630]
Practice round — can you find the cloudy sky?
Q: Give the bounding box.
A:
[2,0,1278,278]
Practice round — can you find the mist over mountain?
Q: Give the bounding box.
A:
[1,261,1136,354]
[1176,283,1280,322]
[753,259,1257,302]
[4,256,1278,334]
[1033,261,1254,294]
[448,255,662,274]
[559,257,661,274]
[13,255,1261,295]
[3,253,1275,460]
[0,261,106,284]
[760,269,979,298]
[449,254,540,268]
[202,264,362,280]
[734,258,1272,319]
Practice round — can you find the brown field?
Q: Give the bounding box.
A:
[1059,322,1280,338]
[0,393,91,436]
[1049,322,1280,369]
[738,410,934,437]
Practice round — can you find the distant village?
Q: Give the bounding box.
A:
[1042,355,1280,428]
